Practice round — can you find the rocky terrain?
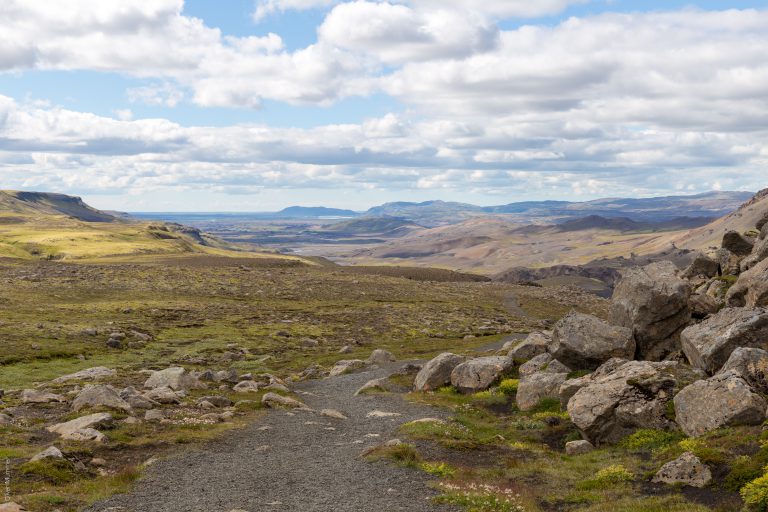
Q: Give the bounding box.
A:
[2,189,768,512]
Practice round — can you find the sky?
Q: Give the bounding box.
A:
[0,1,767,211]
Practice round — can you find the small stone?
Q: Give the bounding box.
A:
[565,440,594,456]
[144,409,166,422]
[652,452,712,488]
[90,457,107,467]
[320,409,348,420]
[233,381,261,393]
[366,410,401,418]
[30,446,64,462]
[338,345,353,354]
[329,359,365,377]
[366,349,396,365]
[261,392,306,409]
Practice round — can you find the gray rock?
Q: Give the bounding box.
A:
[0,503,26,512]
[680,307,768,374]
[0,413,11,425]
[652,452,712,488]
[689,294,720,319]
[722,230,754,256]
[762,222,768,241]
[21,389,65,404]
[559,375,592,409]
[519,353,570,378]
[508,331,551,361]
[720,347,768,394]
[233,381,261,393]
[355,378,390,396]
[197,396,233,408]
[143,386,182,404]
[261,392,306,409]
[741,237,768,272]
[727,258,768,308]
[52,367,116,384]
[72,385,132,413]
[414,353,464,392]
[144,367,204,391]
[30,446,64,462]
[144,409,167,421]
[366,349,396,365]
[450,356,514,394]
[681,253,721,280]
[47,412,113,439]
[610,261,692,360]
[338,345,353,354]
[516,371,568,411]
[329,360,366,377]
[320,409,348,420]
[674,372,766,437]
[565,440,594,456]
[567,360,693,445]
[550,312,635,370]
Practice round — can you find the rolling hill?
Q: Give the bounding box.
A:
[0,191,305,262]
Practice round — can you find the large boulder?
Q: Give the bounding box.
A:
[414,353,464,392]
[144,367,204,391]
[550,312,634,370]
[719,347,768,394]
[689,293,720,320]
[681,253,721,280]
[610,261,692,360]
[680,307,768,374]
[72,385,132,413]
[741,237,768,272]
[508,331,550,361]
[722,230,754,257]
[450,356,514,394]
[674,372,766,437]
[516,371,568,411]
[567,360,697,445]
[21,389,65,404]
[652,452,712,488]
[727,258,768,308]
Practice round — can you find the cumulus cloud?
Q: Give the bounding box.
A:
[253,0,337,21]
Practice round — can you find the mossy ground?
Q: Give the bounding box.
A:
[390,382,754,512]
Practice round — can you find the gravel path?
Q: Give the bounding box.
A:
[86,363,460,512]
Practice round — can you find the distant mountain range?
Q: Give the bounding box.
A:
[272,191,754,226]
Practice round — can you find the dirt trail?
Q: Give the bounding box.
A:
[86,364,460,512]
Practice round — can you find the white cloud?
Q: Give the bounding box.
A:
[253,0,336,21]
[128,83,185,107]
[319,2,498,64]
[410,0,589,19]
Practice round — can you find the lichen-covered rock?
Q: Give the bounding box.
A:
[610,261,691,360]
[567,360,696,445]
[519,353,570,378]
[719,347,768,394]
[674,372,766,437]
[550,312,635,370]
[516,371,568,411]
[47,413,113,441]
[508,331,551,361]
[414,353,465,392]
[450,356,514,394]
[652,452,712,488]
[680,307,768,374]
[21,389,65,404]
[722,230,755,256]
[30,446,64,463]
[72,385,132,413]
[727,258,768,308]
[681,253,721,280]
[143,367,204,391]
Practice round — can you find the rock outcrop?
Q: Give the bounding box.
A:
[550,312,634,370]
[674,372,766,437]
[652,452,712,488]
[516,371,568,411]
[508,331,550,361]
[610,261,692,360]
[567,359,696,445]
[727,258,768,308]
[680,307,768,374]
